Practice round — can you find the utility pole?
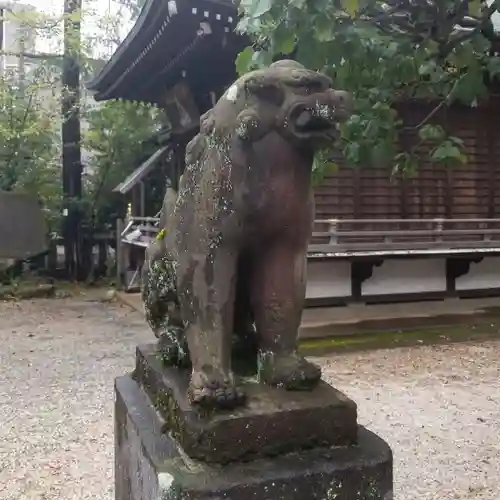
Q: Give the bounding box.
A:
[17,15,25,95]
[61,0,83,280]
[0,5,5,78]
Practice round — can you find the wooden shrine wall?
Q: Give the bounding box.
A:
[314,95,500,220]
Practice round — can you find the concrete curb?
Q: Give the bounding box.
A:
[115,291,500,355]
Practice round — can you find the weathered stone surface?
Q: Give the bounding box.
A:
[0,191,48,259]
[134,344,358,463]
[116,374,393,500]
[115,62,392,500]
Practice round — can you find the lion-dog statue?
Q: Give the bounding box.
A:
[142,60,351,410]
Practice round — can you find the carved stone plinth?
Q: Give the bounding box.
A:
[134,344,357,463]
[115,345,393,500]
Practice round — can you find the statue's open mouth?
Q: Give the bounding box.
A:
[288,102,339,140]
[296,111,336,132]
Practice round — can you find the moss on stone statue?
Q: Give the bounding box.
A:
[155,389,185,442]
[142,255,188,366]
[140,60,351,410]
[257,349,321,390]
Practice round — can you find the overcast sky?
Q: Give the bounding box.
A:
[26,0,64,16]
[20,0,133,57]
[27,0,112,16]
[20,0,500,55]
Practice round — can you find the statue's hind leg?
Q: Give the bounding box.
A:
[177,244,246,409]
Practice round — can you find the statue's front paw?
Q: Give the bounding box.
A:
[188,368,246,410]
[258,351,321,391]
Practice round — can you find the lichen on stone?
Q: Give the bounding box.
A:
[142,255,188,366]
[140,59,349,409]
[225,82,239,102]
[158,472,181,500]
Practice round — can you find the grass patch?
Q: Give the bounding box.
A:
[0,282,55,300]
[299,318,500,356]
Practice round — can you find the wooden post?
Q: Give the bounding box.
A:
[116,218,124,288]
[435,218,444,242]
[486,107,496,217]
[97,239,107,275]
[47,238,58,275]
[328,220,338,244]
[139,180,146,217]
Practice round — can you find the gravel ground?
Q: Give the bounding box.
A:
[0,297,499,500]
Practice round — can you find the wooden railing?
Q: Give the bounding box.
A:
[310,218,500,254]
[116,216,160,290]
[118,216,160,248]
[117,216,500,252]
[115,215,500,270]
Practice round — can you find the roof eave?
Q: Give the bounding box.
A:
[87,0,240,100]
[87,0,173,92]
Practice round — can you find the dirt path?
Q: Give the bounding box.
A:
[320,343,500,499]
[0,297,499,500]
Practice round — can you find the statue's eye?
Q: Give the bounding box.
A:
[304,81,325,94]
[245,80,284,106]
[258,85,283,104]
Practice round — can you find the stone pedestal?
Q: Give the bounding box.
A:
[115,344,393,500]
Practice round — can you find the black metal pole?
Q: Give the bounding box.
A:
[0,7,4,76]
[61,0,83,280]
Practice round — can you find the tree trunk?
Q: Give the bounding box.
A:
[61,0,84,280]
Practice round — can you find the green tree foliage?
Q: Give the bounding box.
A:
[115,0,148,20]
[236,0,500,177]
[0,1,162,238]
[0,71,61,231]
[82,99,161,232]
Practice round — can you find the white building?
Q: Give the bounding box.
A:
[0,1,37,76]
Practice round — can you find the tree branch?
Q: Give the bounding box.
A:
[404,76,463,132]
[439,2,499,56]
[0,50,62,59]
[364,0,500,58]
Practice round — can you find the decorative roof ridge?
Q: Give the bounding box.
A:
[86,0,240,101]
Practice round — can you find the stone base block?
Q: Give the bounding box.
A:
[134,344,358,463]
[116,374,393,500]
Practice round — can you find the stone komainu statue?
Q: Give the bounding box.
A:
[142,60,351,409]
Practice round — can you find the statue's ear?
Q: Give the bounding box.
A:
[244,77,284,106]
